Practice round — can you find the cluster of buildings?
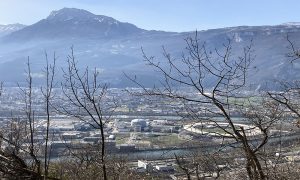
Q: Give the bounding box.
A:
[0,115,183,158]
[136,160,175,173]
[113,118,180,134]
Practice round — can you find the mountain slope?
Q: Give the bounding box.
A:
[0,8,300,88]
[0,24,26,37]
[4,8,144,41]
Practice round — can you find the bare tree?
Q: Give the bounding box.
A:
[21,58,42,176]
[41,52,56,178]
[265,35,300,141]
[174,151,228,180]
[60,47,115,180]
[267,37,300,123]
[127,32,280,179]
[0,58,42,179]
[0,55,58,179]
[0,115,41,179]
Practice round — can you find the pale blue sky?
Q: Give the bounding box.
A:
[0,0,299,32]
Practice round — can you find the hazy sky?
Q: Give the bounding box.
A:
[0,0,299,32]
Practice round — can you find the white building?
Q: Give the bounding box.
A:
[131,119,147,131]
[138,160,153,171]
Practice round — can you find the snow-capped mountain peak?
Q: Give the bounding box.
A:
[47,8,95,21]
[46,7,119,25]
[4,8,143,41]
[0,23,26,37]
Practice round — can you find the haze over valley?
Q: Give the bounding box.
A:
[0,8,300,88]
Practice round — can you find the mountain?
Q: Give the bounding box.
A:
[0,23,26,37]
[4,8,144,41]
[0,8,300,89]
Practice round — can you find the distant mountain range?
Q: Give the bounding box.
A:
[0,8,300,89]
[0,24,26,37]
